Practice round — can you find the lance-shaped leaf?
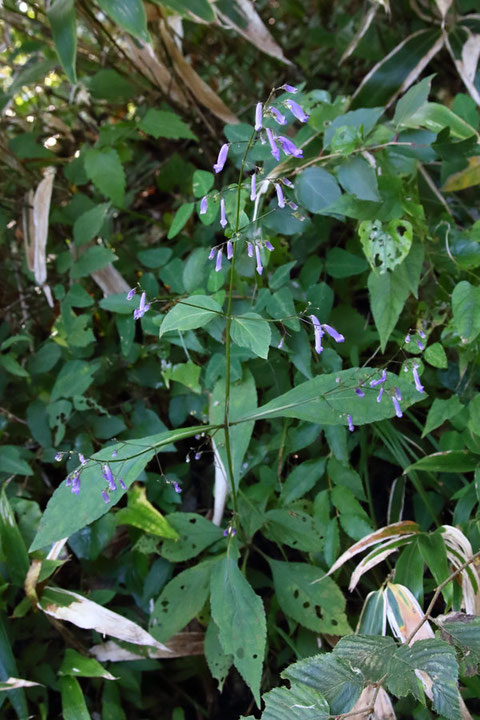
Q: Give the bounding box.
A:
[385,583,434,643]
[91,632,204,661]
[406,450,479,473]
[348,535,415,591]
[39,586,170,650]
[47,0,77,83]
[0,487,29,587]
[60,676,90,720]
[60,649,115,680]
[115,485,179,539]
[160,295,223,336]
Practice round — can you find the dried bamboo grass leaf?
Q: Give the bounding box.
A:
[91,632,204,661]
[91,264,130,296]
[123,36,188,107]
[386,583,434,643]
[349,685,396,720]
[340,4,379,65]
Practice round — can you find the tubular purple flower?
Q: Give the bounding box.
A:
[270,106,287,125]
[255,244,263,275]
[278,336,284,350]
[274,183,285,208]
[266,128,281,161]
[208,247,216,260]
[215,249,223,272]
[347,414,355,432]
[66,475,72,487]
[392,396,403,418]
[102,490,110,504]
[78,453,87,466]
[265,240,275,251]
[247,242,254,258]
[281,83,298,93]
[250,173,256,201]
[112,449,118,457]
[71,472,80,495]
[395,387,402,401]
[419,330,426,339]
[103,464,117,492]
[417,340,425,351]
[173,481,182,494]
[288,201,298,210]
[194,452,201,461]
[355,388,365,398]
[412,365,424,393]
[377,387,384,403]
[278,135,303,158]
[322,323,345,343]
[255,102,263,131]
[127,288,136,301]
[282,178,294,188]
[285,99,309,122]
[220,197,227,228]
[133,292,150,320]
[370,369,387,387]
[55,452,63,462]
[200,196,208,215]
[119,478,127,490]
[213,143,229,173]
[310,314,324,354]
[405,334,411,343]
[227,240,233,260]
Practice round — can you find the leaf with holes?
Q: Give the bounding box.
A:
[359,219,412,274]
[263,509,323,553]
[160,513,225,562]
[204,619,233,693]
[269,560,351,635]
[150,559,215,643]
[210,549,266,706]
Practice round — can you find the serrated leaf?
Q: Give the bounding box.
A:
[438,612,480,664]
[160,512,224,562]
[230,312,271,359]
[210,550,266,706]
[160,295,222,336]
[115,485,178,538]
[73,203,109,246]
[139,109,197,141]
[264,509,323,553]
[261,683,329,720]
[204,619,233,693]
[84,148,125,206]
[334,635,396,683]
[452,280,480,344]
[270,560,350,635]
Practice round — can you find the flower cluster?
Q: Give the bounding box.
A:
[127,288,150,321]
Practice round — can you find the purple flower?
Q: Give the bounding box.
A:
[78,453,87,466]
[270,106,287,125]
[194,452,201,461]
[417,340,425,351]
[347,414,355,432]
[119,478,127,490]
[127,288,136,301]
[227,240,233,260]
[266,128,280,162]
[274,183,285,208]
[213,143,229,173]
[282,177,294,188]
[255,245,263,275]
[392,396,403,418]
[215,249,223,272]
[395,387,402,401]
[112,449,118,458]
[355,388,365,398]
[65,474,72,487]
[55,452,63,462]
[377,387,384,403]
[277,135,303,158]
[173,481,182,494]
[250,173,256,201]
[288,201,298,210]
[278,336,284,350]
[200,196,208,215]
[255,102,263,131]
[102,490,110,504]
[419,330,426,339]
[285,99,309,122]
[220,197,227,228]
[265,240,275,252]
[310,314,324,354]
[281,83,298,93]
[103,464,117,492]
[247,242,254,258]
[405,334,411,343]
[133,292,150,321]
[370,369,387,387]
[412,365,424,393]
[223,527,237,537]
[208,247,216,260]
[71,472,80,495]
[322,324,345,343]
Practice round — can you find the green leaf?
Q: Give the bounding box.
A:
[84,149,125,206]
[30,426,216,550]
[0,446,33,476]
[422,396,463,437]
[60,676,91,720]
[236,367,422,426]
[323,107,384,147]
[139,109,197,141]
[424,342,448,369]
[0,614,28,718]
[335,634,397,683]
[407,450,479,473]
[387,639,459,719]
[160,295,222,336]
[266,286,300,331]
[283,653,363,715]
[280,458,326,504]
[27,399,52,448]
[160,512,224,562]
[337,157,380,201]
[264,509,323,552]
[452,280,480,344]
[150,559,214,643]
[418,530,450,588]
[97,0,148,41]
[167,203,194,239]
[393,75,433,126]
[230,312,271,359]
[295,167,341,214]
[0,487,29,586]
[51,360,96,400]
[115,485,179,538]
[438,613,480,664]
[260,684,329,720]
[270,560,350,635]
[60,649,115,680]
[154,0,216,22]
[73,203,109,246]
[47,0,77,83]
[357,590,386,635]
[359,219,412,274]
[192,169,214,198]
[210,551,266,706]
[325,248,368,278]
[368,269,410,351]
[408,102,478,140]
[204,620,233,693]
[0,354,29,378]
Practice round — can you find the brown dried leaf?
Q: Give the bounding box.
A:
[123,36,188,108]
[0,678,42,691]
[349,685,396,720]
[91,263,130,296]
[23,167,56,307]
[340,4,379,64]
[448,32,480,106]
[91,632,204,661]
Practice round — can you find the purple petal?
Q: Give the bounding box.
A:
[255,102,263,131]
[310,314,324,354]
[370,369,387,387]
[270,106,287,125]
[277,135,303,158]
[285,99,309,122]
[119,478,127,490]
[322,324,345,343]
[405,334,411,343]
[355,388,365,398]
[102,490,110,504]
[227,240,233,260]
[208,247,216,260]
[247,242,254,258]
[215,249,223,272]
[412,365,424,393]
[281,84,298,93]
[392,396,403,418]
[265,240,274,252]
[213,143,229,174]
[55,452,63,462]
[127,288,135,301]
[377,387,384,403]
[347,414,355,432]
[417,340,425,351]
[255,245,263,276]
[274,182,285,208]
[200,196,208,215]
[282,177,294,188]
[220,197,227,228]
[250,173,256,201]
[266,128,280,162]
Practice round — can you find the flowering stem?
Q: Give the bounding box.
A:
[223,129,257,526]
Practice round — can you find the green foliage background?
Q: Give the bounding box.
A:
[1,0,480,718]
